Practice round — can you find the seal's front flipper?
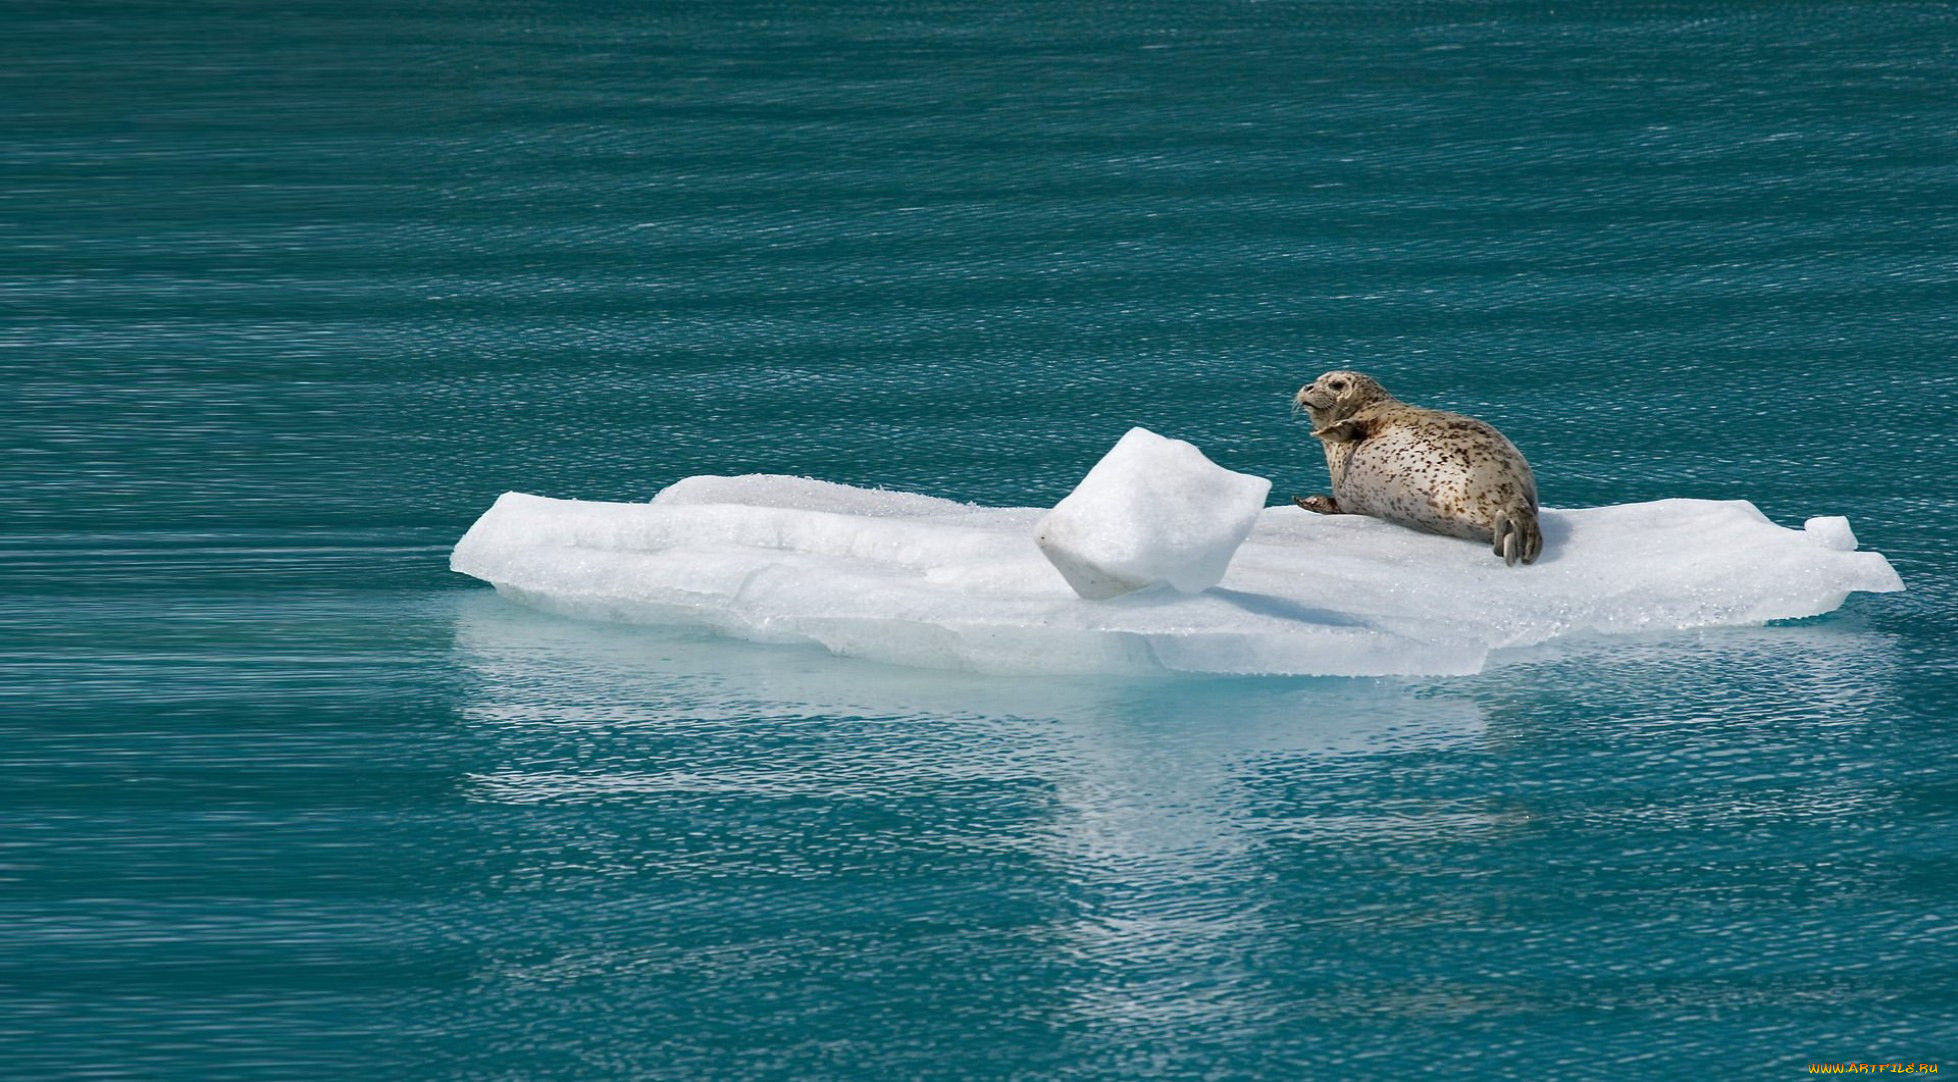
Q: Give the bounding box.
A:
[1293,494,1342,515]
[1492,508,1543,567]
[1310,418,1370,444]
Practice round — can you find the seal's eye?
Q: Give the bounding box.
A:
[1329,379,1347,391]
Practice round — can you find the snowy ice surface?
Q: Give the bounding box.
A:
[1035,428,1271,599]
[450,475,1904,678]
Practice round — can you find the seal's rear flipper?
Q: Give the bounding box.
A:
[1493,507,1543,567]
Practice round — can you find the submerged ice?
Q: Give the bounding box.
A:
[450,473,1904,678]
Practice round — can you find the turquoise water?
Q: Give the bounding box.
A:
[6,2,1956,1076]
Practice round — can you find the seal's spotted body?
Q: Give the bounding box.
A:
[1294,371,1543,566]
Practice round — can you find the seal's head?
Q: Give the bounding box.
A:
[1295,370,1391,425]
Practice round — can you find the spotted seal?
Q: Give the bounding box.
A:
[1293,370,1543,566]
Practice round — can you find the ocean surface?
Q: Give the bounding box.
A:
[5,1,1956,1076]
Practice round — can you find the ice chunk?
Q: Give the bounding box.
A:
[1033,428,1273,599]
[1802,515,1859,552]
[450,481,1905,678]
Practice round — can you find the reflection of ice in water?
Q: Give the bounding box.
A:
[449,593,1484,1034]
[1027,676,1498,1036]
[448,591,1908,1045]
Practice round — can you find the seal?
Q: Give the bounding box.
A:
[1293,370,1543,566]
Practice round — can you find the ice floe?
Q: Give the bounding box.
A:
[450,471,1903,678]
